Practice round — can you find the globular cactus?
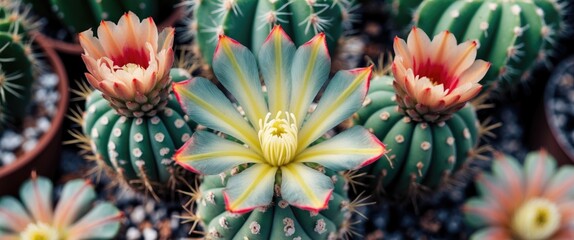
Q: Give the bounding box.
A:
[352,28,489,198]
[186,0,357,65]
[354,75,480,196]
[79,13,196,198]
[22,0,179,34]
[82,70,196,197]
[0,173,122,239]
[415,0,565,88]
[0,2,37,128]
[193,167,353,240]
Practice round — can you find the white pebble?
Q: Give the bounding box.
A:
[23,128,38,138]
[39,73,59,88]
[1,152,16,165]
[36,118,51,133]
[21,140,37,152]
[130,206,146,224]
[126,227,141,240]
[143,228,158,240]
[1,131,23,150]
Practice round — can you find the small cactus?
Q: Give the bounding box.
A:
[79,13,196,198]
[0,2,37,128]
[353,28,487,198]
[192,167,352,239]
[0,173,123,239]
[464,151,574,239]
[184,0,357,65]
[414,0,565,88]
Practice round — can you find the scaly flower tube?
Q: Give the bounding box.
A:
[392,27,490,122]
[79,11,174,117]
[173,25,386,213]
[464,151,574,239]
[0,173,122,239]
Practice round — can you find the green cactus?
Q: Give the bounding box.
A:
[193,166,352,240]
[414,0,565,88]
[20,0,179,34]
[83,68,197,198]
[0,3,36,128]
[353,75,480,197]
[187,0,357,65]
[386,0,422,32]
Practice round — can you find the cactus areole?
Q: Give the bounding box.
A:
[173,25,386,213]
[353,28,487,197]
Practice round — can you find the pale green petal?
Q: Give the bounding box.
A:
[280,163,333,211]
[258,25,296,114]
[66,203,122,239]
[173,78,261,153]
[52,179,96,229]
[224,164,278,213]
[298,67,372,150]
[0,196,32,232]
[174,131,264,175]
[213,35,268,128]
[19,176,53,224]
[288,33,330,129]
[296,126,385,171]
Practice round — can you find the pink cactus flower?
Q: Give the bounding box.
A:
[464,151,574,239]
[392,27,490,122]
[0,173,122,239]
[79,11,175,117]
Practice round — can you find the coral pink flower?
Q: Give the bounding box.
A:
[392,27,490,122]
[79,12,174,117]
[464,151,574,239]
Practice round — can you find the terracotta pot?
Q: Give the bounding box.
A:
[530,56,574,165]
[40,6,184,55]
[0,32,69,195]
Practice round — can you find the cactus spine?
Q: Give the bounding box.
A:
[415,0,565,88]
[0,3,36,128]
[188,0,356,65]
[353,75,480,197]
[83,69,196,198]
[193,166,352,239]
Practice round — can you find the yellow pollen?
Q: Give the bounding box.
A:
[511,198,561,240]
[121,63,142,72]
[258,111,298,166]
[20,222,60,240]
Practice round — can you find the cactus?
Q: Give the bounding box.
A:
[82,70,196,197]
[0,173,122,239]
[386,0,423,32]
[193,166,352,239]
[354,75,480,196]
[0,3,36,128]
[351,28,488,197]
[79,13,196,198]
[22,0,179,34]
[464,151,574,239]
[186,0,357,65]
[414,0,565,88]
